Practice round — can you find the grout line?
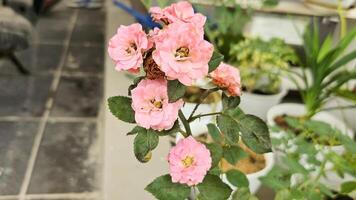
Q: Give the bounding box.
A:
[61,71,104,78]
[0,195,19,200]
[24,192,100,199]
[47,117,98,123]
[0,117,41,122]
[18,11,79,200]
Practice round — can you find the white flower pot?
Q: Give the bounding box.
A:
[176,125,275,195]
[305,0,356,8]
[239,87,287,120]
[221,152,274,194]
[325,97,356,133]
[267,103,354,189]
[181,101,222,134]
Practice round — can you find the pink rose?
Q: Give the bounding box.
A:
[131,79,183,131]
[210,63,242,96]
[108,23,148,73]
[149,1,206,28]
[152,22,213,85]
[168,136,212,186]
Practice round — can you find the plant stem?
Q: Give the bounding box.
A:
[189,112,222,122]
[188,89,215,121]
[321,105,356,111]
[179,110,192,137]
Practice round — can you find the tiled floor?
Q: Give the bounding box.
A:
[0,2,104,200]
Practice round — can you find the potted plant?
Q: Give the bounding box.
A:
[229,37,299,119]
[324,80,356,132]
[176,124,275,194]
[267,20,356,189]
[261,121,356,200]
[107,2,273,199]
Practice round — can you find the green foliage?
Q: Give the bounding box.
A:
[207,123,223,143]
[217,115,240,145]
[230,38,298,94]
[341,181,356,194]
[226,169,249,187]
[167,80,186,103]
[134,129,159,163]
[197,174,232,200]
[222,93,240,111]
[145,174,191,200]
[231,187,258,200]
[205,143,223,168]
[267,116,356,200]
[208,51,224,72]
[296,24,356,117]
[108,96,135,123]
[223,145,248,165]
[238,115,272,153]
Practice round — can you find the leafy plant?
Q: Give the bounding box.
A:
[230,38,299,94]
[263,121,356,200]
[289,21,356,117]
[107,2,272,199]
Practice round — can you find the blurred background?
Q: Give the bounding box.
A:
[0,0,355,200]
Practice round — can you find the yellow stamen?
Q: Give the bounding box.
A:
[175,47,190,58]
[182,156,194,168]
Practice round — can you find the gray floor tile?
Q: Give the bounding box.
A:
[0,121,39,195]
[50,77,103,117]
[70,24,105,45]
[0,75,53,117]
[35,19,70,44]
[64,45,104,74]
[0,44,63,75]
[77,9,105,26]
[27,122,99,194]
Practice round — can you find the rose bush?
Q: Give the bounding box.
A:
[107,2,272,200]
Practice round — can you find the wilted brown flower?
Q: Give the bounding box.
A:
[143,50,165,80]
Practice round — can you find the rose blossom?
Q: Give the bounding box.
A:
[168,136,212,186]
[210,63,242,96]
[131,79,183,130]
[152,22,213,85]
[108,23,148,73]
[149,1,206,28]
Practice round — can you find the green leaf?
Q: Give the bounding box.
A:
[134,129,159,163]
[223,145,248,165]
[108,96,135,123]
[334,89,356,102]
[167,80,186,103]
[197,174,232,200]
[281,156,308,175]
[217,115,240,145]
[226,107,245,119]
[145,174,190,200]
[205,143,223,168]
[127,126,146,135]
[231,187,258,200]
[226,169,249,188]
[208,51,224,73]
[207,123,223,143]
[341,181,356,194]
[275,189,292,200]
[128,76,145,96]
[222,93,240,110]
[239,115,272,153]
[154,120,180,136]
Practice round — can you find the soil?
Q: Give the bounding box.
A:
[274,115,341,146]
[184,86,220,104]
[195,134,266,175]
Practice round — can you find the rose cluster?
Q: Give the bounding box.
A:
[108,1,242,186]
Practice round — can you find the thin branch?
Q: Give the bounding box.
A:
[178,110,192,137]
[189,112,222,122]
